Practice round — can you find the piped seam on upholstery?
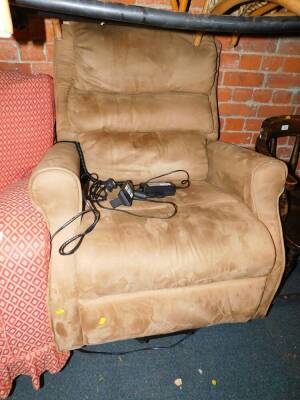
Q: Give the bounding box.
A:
[249,159,287,316]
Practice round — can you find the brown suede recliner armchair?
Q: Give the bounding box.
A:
[29,22,287,351]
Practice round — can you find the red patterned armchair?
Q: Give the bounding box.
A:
[0,72,68,398]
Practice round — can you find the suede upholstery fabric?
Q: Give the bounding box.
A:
[79,277,267,345]
[30,143,83,348]
[207,141,287,317]
[73,23,217,94]
[79,131,208,182]
[69,90,213,136]
[29,22,286,351]
[76,182,275,297]
[54,23,219,142]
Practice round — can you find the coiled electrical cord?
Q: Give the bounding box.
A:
[95,198,178,219]
[51,204,100,255]
[51,141,190,255]
[146,169,190,189]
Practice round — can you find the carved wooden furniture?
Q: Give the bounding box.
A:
[210,0,300,15]
[170,0,300,47]
[256,115,300,278]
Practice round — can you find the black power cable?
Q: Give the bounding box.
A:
[51,205,100,255]
[146,169,190,189]
[77,330,196,356]
[51,141,190,255]
[96,198,178,219]
[50,140,101,255]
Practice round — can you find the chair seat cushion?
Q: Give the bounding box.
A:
[75,181,275,297]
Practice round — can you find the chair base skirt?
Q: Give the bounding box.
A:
[58,275,268,351]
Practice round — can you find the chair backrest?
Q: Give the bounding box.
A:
[256,115,300,189]
[55,22,219,142]
[54,22,219,182]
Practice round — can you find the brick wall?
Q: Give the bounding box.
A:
[217,35,300,161]
[0,2,299,165]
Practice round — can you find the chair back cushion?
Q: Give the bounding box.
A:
[55,22,219,181]
[80,130,208,183]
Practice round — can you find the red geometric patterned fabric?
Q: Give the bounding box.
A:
[0,178,69,399]
[0,72,69,398]
[0,71,54,191]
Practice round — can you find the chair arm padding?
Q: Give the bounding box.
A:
[207,141,287,215]
[29,142,82,236]
[29,142,84,350]
[207,140,287,316]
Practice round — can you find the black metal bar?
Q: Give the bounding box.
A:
[10,0,300,34]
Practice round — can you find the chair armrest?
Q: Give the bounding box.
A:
[207,140,287,316]
[29,142,82,236]
[207,141,287,218]
[29,142,83,350]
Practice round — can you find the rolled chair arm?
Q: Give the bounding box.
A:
[29,142,83,350]
[207,141,287,216]
[207,140,287,316]
[29,142,82,235]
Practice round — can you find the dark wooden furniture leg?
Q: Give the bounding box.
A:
[256,115,300,281]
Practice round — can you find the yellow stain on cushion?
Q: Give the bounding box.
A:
[55,308,65,315]
[98,317,106,326]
